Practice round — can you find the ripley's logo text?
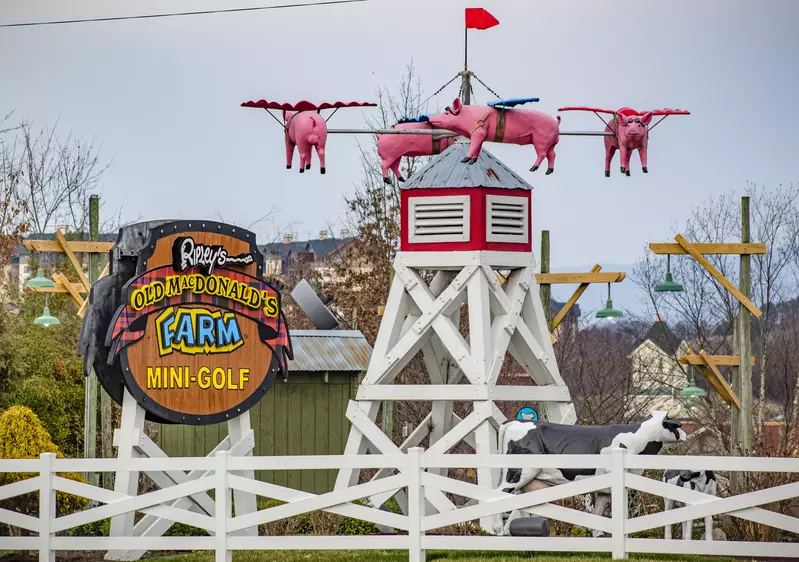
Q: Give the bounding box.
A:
[172,236,254,275]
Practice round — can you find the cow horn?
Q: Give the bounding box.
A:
[666,408,680,419]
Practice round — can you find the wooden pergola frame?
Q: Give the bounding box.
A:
[651,233,766,411]
[679,349,742,409]
[650,234,764,318]
[22,233,113,318]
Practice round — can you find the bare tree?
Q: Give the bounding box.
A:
[0,115,29,275]
[631,184,799,453]
[11,120,110,234]
[748,183,799,429]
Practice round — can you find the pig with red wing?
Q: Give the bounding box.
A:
[559,106,690,177]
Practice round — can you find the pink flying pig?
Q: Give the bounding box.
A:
[240,99,377,175]
[427,97,561,174]
[378,117,459,184]
[559,106,691,177]
[284,110,327,174]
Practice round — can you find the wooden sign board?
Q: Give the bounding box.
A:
[106,222,291,425]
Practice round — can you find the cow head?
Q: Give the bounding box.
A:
[616,111,653,145]
[644,410,687,445]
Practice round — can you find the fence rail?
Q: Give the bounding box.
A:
[0,448,797,562]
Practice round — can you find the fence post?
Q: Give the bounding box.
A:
[408,447,425,562]
[610,447,628,560]
[39,453,56,562]
[215,451,231,562]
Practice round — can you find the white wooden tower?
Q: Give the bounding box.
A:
[334,141,576,530]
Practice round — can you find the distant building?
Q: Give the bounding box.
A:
[627,316,690,414]
[260,230,359,283]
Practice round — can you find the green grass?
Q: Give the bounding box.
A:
[143,552,739,562]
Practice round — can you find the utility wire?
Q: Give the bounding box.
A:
[0,0,369,29]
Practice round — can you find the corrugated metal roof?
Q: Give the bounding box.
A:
[287,330,372,373]
[402,140,533,191]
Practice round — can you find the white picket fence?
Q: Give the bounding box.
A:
[0,448,798,562]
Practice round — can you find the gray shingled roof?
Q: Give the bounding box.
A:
[402,140,533,191]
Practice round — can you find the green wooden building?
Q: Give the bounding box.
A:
[158,330,371,494]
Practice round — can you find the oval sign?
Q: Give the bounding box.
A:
[106,221,292,425]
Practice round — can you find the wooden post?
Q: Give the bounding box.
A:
[739,196,753,454]
[540,230,551,332]
[731,314,740,455]
[83,195,99,486]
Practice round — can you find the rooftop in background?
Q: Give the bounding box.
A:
[643,316,681,355]
[287,330,371,372]
[261,235,355,260]
[402,140,533,191]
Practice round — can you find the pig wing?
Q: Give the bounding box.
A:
[558,106,617,115]
[241,100,377,112]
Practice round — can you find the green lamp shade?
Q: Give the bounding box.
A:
[680,380,707,398]
[596,299,624,319]
[655,271,684,293]
[25,268,56,289]
[34,306,60,327]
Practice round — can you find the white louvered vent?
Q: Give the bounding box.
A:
[408,195,470,243]
[486,194,529,243]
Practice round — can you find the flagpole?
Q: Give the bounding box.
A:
[461,27,471,105]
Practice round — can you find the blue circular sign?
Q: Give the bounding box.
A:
[517,407,538,421]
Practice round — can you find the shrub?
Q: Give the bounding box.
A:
[0,406,87,525]
[69,519,110,537]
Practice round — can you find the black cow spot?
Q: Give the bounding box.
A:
[706,471,716,481]
[641,441,663,455]
[662,419,682,440]
[690,481,696,490]
[560,468,597,481]
[506,468,521,484]
[619,443,627,449]
[502,488,516,494]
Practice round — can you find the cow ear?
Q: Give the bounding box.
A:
[452,98,462,113]
[640,111,654,126]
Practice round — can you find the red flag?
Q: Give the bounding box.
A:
[465,8,499,30]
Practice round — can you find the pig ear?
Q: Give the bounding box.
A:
[452,98,462,113]
[616,112,628,125]
[640,111,654,126]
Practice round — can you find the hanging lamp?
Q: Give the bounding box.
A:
[654,254,684,293]
[33,294,60,327]
[596,282,624,319]
[679,378,707,398]
[25,267,55,289]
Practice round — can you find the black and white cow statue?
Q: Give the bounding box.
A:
[663,470,717,541]
[495,410,686,536]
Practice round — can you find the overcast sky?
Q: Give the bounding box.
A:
[2,0,797,272]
